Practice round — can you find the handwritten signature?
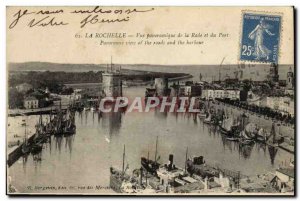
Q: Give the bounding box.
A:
[8,7,155,29]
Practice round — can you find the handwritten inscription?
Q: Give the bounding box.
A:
[80,15,130,28]
[8,7,155,29]
[28,16,68,28]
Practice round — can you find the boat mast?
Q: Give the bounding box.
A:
[50,106,52,121]
[184,147,188,174]
[146,150,149,184]
[271,123,276,144]
[111,56,113,72]
[40,114,42,125]
[24,122,27,145]
[122,144,125,173]
[154,136,158,164]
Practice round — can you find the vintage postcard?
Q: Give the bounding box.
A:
[6,6,295,195]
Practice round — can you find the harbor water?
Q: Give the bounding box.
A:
[8,86,293,193]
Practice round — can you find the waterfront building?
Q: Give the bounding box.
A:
[266,96,294,116]
[213,172,230,189]
[72,89,82,100]
[270,167,294,192]
[58,94,79,102]
[23,96,39,109]
[247,91,264,106]
[177,85,202,97]
[202,89,241,100]
[284,89,294,96]
[202,89,215,100]
[45,87,50,94]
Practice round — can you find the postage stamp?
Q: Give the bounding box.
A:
[240,12,281,64]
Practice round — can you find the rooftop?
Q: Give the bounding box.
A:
[24,96,38,101]
[276,168,294,178]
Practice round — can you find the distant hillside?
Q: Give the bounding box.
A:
[8,62,293,82]
[8,62,107,72]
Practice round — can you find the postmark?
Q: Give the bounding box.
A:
[240,12,281,64]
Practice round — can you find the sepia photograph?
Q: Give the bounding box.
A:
[6,6,295,196]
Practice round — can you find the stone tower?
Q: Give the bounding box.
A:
[154,77,169,96]
[102,64,122,98]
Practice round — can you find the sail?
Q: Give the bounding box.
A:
[222,118,234,131]
[240,130,252,140]
[204,113,211,122]
[258,128,267,138]
[245,123,257,133]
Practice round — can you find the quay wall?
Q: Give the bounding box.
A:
[7,134,36,167]
[211,100,294,138]
[8,105,69,117]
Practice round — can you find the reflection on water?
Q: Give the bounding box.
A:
[79,107,124,136]
[8,87,293,193]
[101,111,123,136]
[55,135,63,153]
[268,146,278,165]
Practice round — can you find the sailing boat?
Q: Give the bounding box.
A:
[239,131,255,145]
[64,109,76,136]
[266,123,283,147]
[31,141,43,154]
[256,128,269,142]
[219,111,239,136]
[54,102,64,136]
[198,111,207,119]
[31,116,44,155]
[141,136,160,175]
[33,115,48,144]
[21,122,30,154]
[110,145,130,193]
[235,114,255,145]
[203,109,212,124]
[45,108,55,135]
[197,105,207,119]
[184,147,189,176]
[224,120,240,141]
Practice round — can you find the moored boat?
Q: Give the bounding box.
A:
[256,128,269,142]
[239,138,254,145]
[219,117,239,135]
[31,142,43,155]
[226,137,239,141]
[197,112,207,119]
[141,136,160,175]
[63,110,76,136]
[21,121,30,154]
[141,157,160,176]
[203,113,212,124]
[110,145,131,193]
